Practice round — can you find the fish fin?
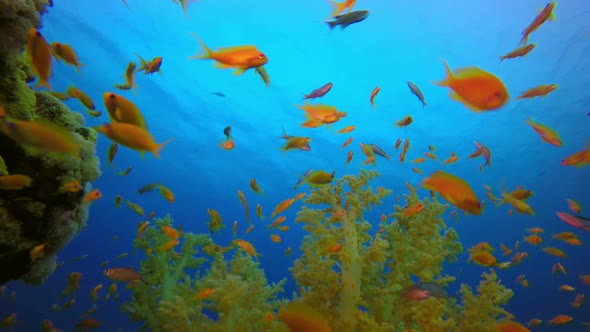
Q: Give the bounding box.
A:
[326,20,338,30]
[280,127,289,140]
[233,68,247,76]
[453,67,493,79]
[213,62,231,69]
[519,34,528,46]
[188,32,214,60]
[448,91,484,112]
[34,78,52,90]
[153,139,174,159]
[327,0,347,19]
[432,59,453,86]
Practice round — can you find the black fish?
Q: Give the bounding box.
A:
[326,10,369,30]
[223,126,232,139]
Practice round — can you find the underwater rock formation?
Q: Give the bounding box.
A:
[0,0,101,285]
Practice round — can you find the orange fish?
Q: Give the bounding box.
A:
[548,314,572,325]
[526,116,562,147]
[396,115,413,127]
[237,190,251,224]
[0,174,33,190]
[67,86,95,110]
[341,137,353,148]
[26,27,53,89]
[135,54,163,75]
[519,2,556,45]
[84,189,102,203]
[219,139,235,150]
[94,122,172,158]
[345,151,353,164]
[516,84,558,99]
[194,287,215,300]
[103,92,148,129]
[337,125,356,134]
[566,199,581,214]
[51,42,85,73]
[277,301,331,332]
[421,170,481,215]
[326,0,357,18]
[561,143,590,167]
[370,86,380,108]
[403,203,424,217]
[189,33,268,75]
[499,44,536,63]
[272,198,295,218]
[433,60,509,112]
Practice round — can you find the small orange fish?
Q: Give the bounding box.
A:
[526,116,562,147]
[370,86,380,108]
[548,314,572,325]
[395,115,413,127]
[271,198,295,218]
[270,234,281,243]
[499,44,536,63]
[52,42,84,73]
[519,2,556,45]
[84,189,102,203]
[219,139,235,150]
[341,136,353,148]
[194,287,215,300]
[542,247,567,258]
[67,86,95,110]
[135,54,163,75]
[337,125,356,134]
[517,84,558,99]
[566,199,581,214]
[346,150,353,164]
[403,203,424,217]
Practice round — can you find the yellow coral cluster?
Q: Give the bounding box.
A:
[124,215,287,332]
[124,171,517,332]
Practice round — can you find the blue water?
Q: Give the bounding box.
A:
[4,0,590,331]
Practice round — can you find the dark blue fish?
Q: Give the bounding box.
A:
[368,143,389,160]
[212,92,225,97]
[326,10,369,30]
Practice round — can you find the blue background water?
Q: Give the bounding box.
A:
[3,0,590,330]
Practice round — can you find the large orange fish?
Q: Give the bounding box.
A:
[433,60,509,112]
[26,27,53,89]
[421,170,481,215]
[94,122,172,158]
[189,33,268,75]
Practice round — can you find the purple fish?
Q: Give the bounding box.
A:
[301,83,333,100]
[281,128,311,151]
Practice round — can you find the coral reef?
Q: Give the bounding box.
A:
[0,0,101,285]
[290,170,515,331]
[121,173,517,331]
[122,215,287,332]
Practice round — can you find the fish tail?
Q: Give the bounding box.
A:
[153,138,174,158]
[34,78,52,90]
[519,34,528,46]
[134,53,148,72]
[432,59,452,86]
[326,20,338,30]
[280,127,289,139]
[327,0,346,19]
[498,56,505,64]
[189,32,213,60]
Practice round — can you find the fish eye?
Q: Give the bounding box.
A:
[494,91,504,98]
[258,53,265,59]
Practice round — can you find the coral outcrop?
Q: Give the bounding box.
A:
[0,0,101,285]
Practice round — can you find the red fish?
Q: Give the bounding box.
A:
[301,83,333,100]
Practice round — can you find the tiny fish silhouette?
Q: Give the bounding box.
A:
[326,10,369,30]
